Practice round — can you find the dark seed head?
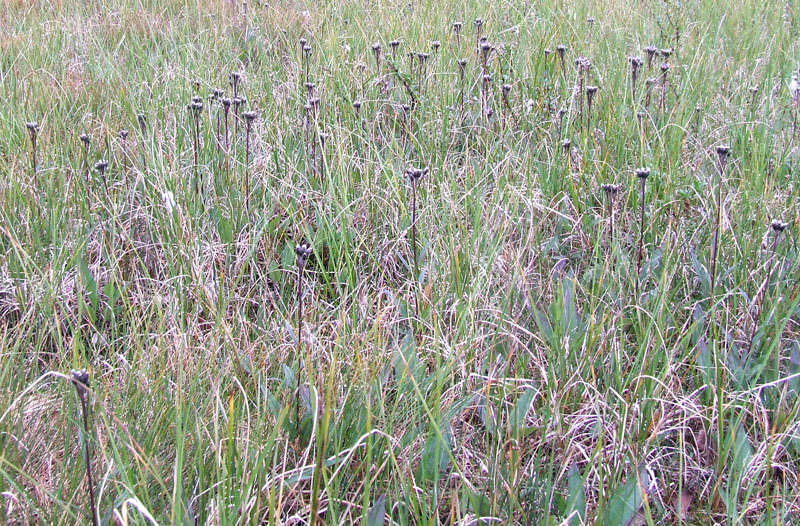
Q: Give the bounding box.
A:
[586,85,598,95]
[119,129,129,139]
[659,48,673,57]
[544,48,553,57]
[635,168,651,180]
[353,100,362,111]
[645,45,657,57]
[405,166,429,182]
[660,62,670,73]
[432,40,441,52]
[299,37,307,46]
[70,369,90,390]
[715,144,731,157]
[94,160,108,174]
[502,83,512,94]
[771,219,789,233]
[390,40,400,50]
[243,111,257,123]
[295,242,312,266]
[80,133,90,145]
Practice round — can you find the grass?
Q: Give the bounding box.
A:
[1,0,800,524]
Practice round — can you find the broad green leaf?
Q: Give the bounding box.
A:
[566,462,586,525]
[367,495,386,526]
[603,463,649,525]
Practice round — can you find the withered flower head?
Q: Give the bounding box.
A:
[635,168,650,180]
[771,219,789,233]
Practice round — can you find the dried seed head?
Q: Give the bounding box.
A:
[303,44,312,54]
[222,97,232,109]
[295,242,312,266]
[119,129,129,140]
[660,62,670,73]
[602,183,621,198]
[232,97,243,107]
[629,56,643,71]
[715,144,731,157]
[771,219,789,233]
[587,16,595,25]
[556,44,567,53]
[502,83,512,94]
[26,121,40,132]
[80,133,90,145]
[372,42,381,54]
[406,166,429,182]
[305,81,315,93]
[243,111,257,123]
[659,48,673,57]
[635,168,651,180]
[485,106,493,118]
[482,73,493,83]
[576,57,592,71]
[229,71,241,84]
[562,139,571,152]
[212,88,224,99]
[389,40,400,50]
[645,45,657,58]
[458,58,468,68]
[432,40,441,52]
[70,369,90,392]
[452,21,462,32]
[353,100,362,112]
[94,160,108,174]
[586,85,598,95]
[474,18,484,29]
[749,86,758,93]
[299,37,307,46]
[544,48,553,57]
[192,95,203,104]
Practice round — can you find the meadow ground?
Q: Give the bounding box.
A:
[1,0,800,524]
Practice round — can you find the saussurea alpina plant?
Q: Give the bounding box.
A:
[189,98,203,193]
[474,18,484,54]
[242,111,257,208]
[556,44,567,75]
[452,21,462,43]
[26,121,40,177]
[635,168,651,295]
[70,369,98,526]
[601,183,620,243]
[629,56,643,100]
[709,144,731,299]
[372,42,382,71]
[95,160,109,198]
[212,88,224,151]
[645,45,657,69]
[585,85,598,130]
[746,219,789,355]
[659,62,670,111]
[80,133,90,190]
[576,57,591,122]
[406,166,429,320]
[389,39,400,61]
[294,241,312,428]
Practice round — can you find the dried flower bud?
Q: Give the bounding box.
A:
[95,160,109,174]
[243,111,257,123]
[119,129,129,140]
[432,40,441,52]
[80,133,90,145]
[295,242,312,266]
[635,168,650,180]
[771,219,789,233]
